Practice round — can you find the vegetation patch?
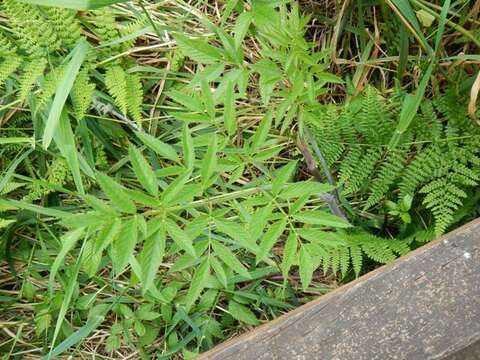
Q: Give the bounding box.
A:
[0,0,479,358]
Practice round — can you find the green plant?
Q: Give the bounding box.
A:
[306,86,480,236]
[1,0,480,358]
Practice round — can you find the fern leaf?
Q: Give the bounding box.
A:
[365,148,407,209]
[0,32,17,54]
[36,66,65,111]
[71,67,95,120]
[0,55,21,88]
[126,73,143,125]
[105,65,128,115]
[18,58,47,103]
[45,7,82,48]
[343,148,382,195]
[349,244,362,277]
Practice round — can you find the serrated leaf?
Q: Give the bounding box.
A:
[281,232,297,278]
[82,194,118,215]
[214,219,259,254]
[185,258,210,311]
[292,211,351,228]
[61,212,106,228]
[296,229,346,247]
[182,124,195,170]
[162,170,191,205]
[316,73,344,84]
[272,161,297,195]
[201,134,218,187]
[211,241,250,279]
[166,220,196,257]
[167,89,203,112]
[135,131,179,162]
[111,217,138,274]
[234,12,252,49]
[224,80,237,136]
[210,256,228,288]
[94,219,121,253]
[200,78,215,119]
[49,228,84,293]
[257,218,287,263]
[96,172,136,214]
[248,203,273,241]
[249,110,273,154]
[228,300,259,325]
[129,144,158,197]
[299,245,313,291]
[140,228,165,294]
[279,181,334,199]
[173,33,224,64]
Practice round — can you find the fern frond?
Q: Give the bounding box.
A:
[125,73,143,125]
[0,55,22,88]
[338,145,362,186]
[36,66,65,111]
[3,0,60,54]
[45,7,82,48]
[306,106,345,166]
[343,148,382,195]
[356,86,394,144]
[365,148,407,209]
[71,67,95,120]
[91,9,119,45]
[0,32,17,54]
[0,182,25,195]
[105,65,128,115]
[398,145,439,198]
[18,58,47,102]
[119,17,146,52]
[349,244,362,277]
[420,179,467,235]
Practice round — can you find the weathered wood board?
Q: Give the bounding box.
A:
[199,219,480,360]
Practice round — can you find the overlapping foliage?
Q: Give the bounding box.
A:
[0,0,479,358]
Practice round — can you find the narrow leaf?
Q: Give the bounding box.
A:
[185,258,210,311]
[111,217,138,273]
[173,33,224,64]
[129,144,158,197]
[201,134,218,187]
[299,245,313,291]
[166,220,196,257]
[135,131,179,162]
[249,110,272,154]
[292,211,352,228]
[228,300,259,325]
[224,80,237,136]
[140,228,166,293]
[212,240,251,279]
[49,228,84,293]
[43,40,89,149]
[257,219,287,263]
[96,172,137,214]
[281,232,297,278]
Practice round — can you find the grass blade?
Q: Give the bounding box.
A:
[43,40,89,150]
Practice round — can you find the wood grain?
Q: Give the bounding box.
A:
[199,219,480,360]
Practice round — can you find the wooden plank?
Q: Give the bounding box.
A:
[200,219,480,360]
